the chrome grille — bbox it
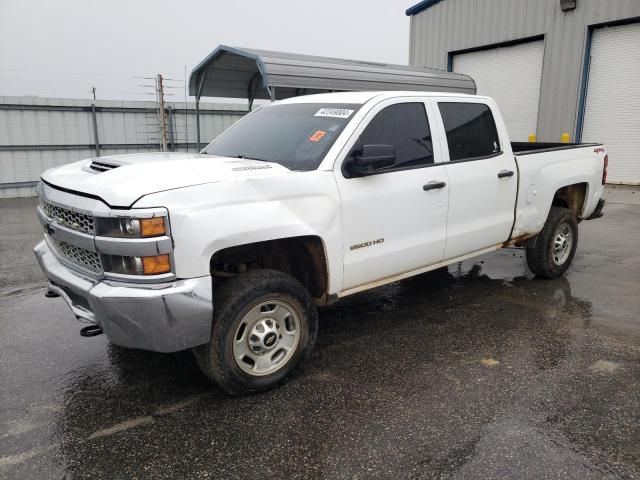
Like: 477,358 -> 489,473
42,201 -> 95,235
53,239 -> 103,273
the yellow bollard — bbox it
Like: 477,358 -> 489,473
528,133 -> 537,143
560,132 -> 571,144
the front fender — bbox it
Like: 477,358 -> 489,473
133,171 -> 343,294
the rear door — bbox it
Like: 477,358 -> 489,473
430,98 -> 517,259
335,98 -> 449,292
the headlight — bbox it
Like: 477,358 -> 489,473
97,216 -> 167,238
97,213 -> 171,277
102,254 -> 172,276
124,218 -> 140,235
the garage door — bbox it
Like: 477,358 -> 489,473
453,40 -> 545,142
581,23 -> 640,184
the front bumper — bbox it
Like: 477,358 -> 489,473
34,240 -> 213,352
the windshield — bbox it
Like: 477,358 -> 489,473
202,103 -> 361,171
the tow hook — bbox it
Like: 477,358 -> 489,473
80,324 -> 103,337
45,290 -> 60,298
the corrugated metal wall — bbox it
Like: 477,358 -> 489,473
0,96 -> 247,198
408,0 -> 640,142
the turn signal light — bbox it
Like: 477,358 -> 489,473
142,254 -> 171,274
140,217 -> 166,237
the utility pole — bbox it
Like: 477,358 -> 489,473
156,74 -> 168,152
91,86 -> 96,100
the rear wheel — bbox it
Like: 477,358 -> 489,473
526,207 -> 578,279
194,269 -> 318,395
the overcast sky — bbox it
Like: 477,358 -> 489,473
0,0 -> 412,102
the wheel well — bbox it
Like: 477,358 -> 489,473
210,236 -> 329,304
552,183 -> 587,220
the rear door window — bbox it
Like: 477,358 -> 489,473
438,103 -> 501,161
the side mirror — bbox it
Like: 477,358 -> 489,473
346,144 -> 396,177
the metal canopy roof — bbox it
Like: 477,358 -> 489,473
188,45 -> 476,105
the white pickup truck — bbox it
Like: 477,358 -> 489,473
34,91 -> 607,394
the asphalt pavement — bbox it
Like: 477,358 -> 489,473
1,186 -> 638,479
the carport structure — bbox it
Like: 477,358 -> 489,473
188,45 -> 476,149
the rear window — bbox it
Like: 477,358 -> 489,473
438,102 -> 501,161
202,103 -> 361,171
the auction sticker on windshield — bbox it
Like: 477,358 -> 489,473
309,130 -> 327,142
314,108 -> 354,119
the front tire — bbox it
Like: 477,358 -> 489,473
526,206 -> 578,279
194,269 -> 318,395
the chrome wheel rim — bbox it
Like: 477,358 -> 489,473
232,299 -> 301,376
552,223 -> 573,266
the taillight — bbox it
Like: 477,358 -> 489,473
602,155 -> 608,185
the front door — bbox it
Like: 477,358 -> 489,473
335,99 -> 449,292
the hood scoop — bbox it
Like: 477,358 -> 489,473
88,160 -> 121,173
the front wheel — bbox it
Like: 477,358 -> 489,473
526,206 -> 578,279
194,269 -> 318,395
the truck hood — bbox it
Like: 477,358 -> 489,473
40,152 -> 291,206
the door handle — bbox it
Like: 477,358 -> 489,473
423,181 -> 446,191
497,170 -> 514,178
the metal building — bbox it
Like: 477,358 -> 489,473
407,0 -> 640,184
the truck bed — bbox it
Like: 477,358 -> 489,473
511,141 -> 606,240
511,142 -> 601,156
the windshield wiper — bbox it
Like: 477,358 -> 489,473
202,151 -> 266,162
235,153 -> 267,162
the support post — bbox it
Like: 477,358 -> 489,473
90,103 -> 100,157
247,73 -> 261,111
195,71 -> 208,152
195,97 -> 200,151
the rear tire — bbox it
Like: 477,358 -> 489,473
194,269 -> 318,395
526,206 -> 578,279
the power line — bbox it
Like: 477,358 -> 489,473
0,67 -> 185,81
0,76 -> 181,88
